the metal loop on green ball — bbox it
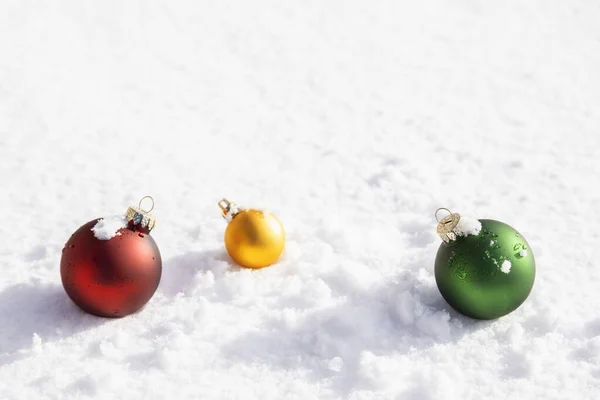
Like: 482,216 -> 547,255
435,208 -> 453,223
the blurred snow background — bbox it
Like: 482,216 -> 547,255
1,0 -> 599,399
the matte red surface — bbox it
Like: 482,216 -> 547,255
60,219 -> 162,318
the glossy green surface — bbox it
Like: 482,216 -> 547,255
435,219 -> 535,320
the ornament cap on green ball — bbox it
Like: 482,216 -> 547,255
435,208 -> 463,243
434,208 -> 535,320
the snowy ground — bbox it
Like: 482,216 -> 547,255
1,1 -> 599,399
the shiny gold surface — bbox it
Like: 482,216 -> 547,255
224,209 -> 285,269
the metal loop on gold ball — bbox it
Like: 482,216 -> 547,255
218,199 -> 231,212
139,196 -> 155,213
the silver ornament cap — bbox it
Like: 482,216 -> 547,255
218,198 -> 242,223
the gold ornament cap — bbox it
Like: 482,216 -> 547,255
218,198 -> 242,222
435,208 -> 461,243
126,196 -> 157,233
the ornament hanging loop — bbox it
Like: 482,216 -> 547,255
218,199 -> 231,213
139,196 -> 155,214
435,207 -> 461,243
218,198 -> 241,222
435,208 -> 453,223
126,196 -> 157,233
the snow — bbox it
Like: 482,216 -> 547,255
501,260 -> 512,274
91,215 -> 128,240
455,215 -> 483,238
1,1 -> 599,399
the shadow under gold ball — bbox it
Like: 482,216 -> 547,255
219,199 -> 285,269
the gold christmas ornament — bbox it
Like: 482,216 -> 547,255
218,199 -> 285,269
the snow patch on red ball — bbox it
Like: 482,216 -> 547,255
91,215 -> 128,240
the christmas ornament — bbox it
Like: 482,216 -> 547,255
218,198 -> 285,269
60,196 -> 162,318
434,208 -> 535,320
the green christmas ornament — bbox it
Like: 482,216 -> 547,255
434,208 -> 535,320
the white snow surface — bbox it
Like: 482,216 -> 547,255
454,215 -> 482,237
501,260 -> 512,274
91,215 -> 128,240
1,1 -> 599,399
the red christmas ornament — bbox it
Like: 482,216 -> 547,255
60,196 -> 162,318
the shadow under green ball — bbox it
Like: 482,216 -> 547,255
435,219 -> 535,320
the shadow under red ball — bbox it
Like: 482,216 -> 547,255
60,219 -> 162,318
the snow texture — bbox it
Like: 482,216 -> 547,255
91,216 -> 128,241
501,260 -> 512,274
454,216 -> 482,238
1,1 -> 600,399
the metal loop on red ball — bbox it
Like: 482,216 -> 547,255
139,196 -> 155,213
